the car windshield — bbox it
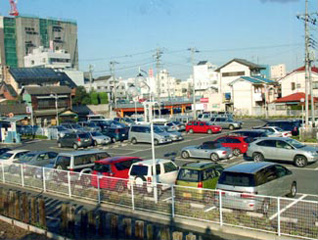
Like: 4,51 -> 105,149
19,153 -> 36,162
71,124 -> 81,129
57,126 -> 67,131
177,169 -> 199,182
274,127 -> 284,132
154,126 -> 164,133
91,132 -> 103,137
218,172 -> 255,187
285,138 -> 305,148
0,152 -> 13,159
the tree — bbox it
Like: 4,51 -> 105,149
90,91 -> 99,105
99,92 -> 108,104
73,86 -> 90,106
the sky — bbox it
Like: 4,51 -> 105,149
0,0 -> 314,80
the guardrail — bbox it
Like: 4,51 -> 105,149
0,162 -> 317,239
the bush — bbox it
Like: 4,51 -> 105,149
99,92 -> 108,104
90,92 -> 99,105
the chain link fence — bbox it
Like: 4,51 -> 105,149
1,162 -> 318,239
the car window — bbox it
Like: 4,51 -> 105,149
115,159 -> 141,171
37,153 -> 48,161
199,122 -> 205,126
151,164 -> 161,175
216,138 -> 226,143
218,172 -> 255,187
94,163 -> 111,173
163,162 -> 178,173
194,122 -> 198,126
74,154 -> 96,166
56,156 -> 71,166
177,169 -> 199,182
130,165 -> 148,176
275,165 -> 288,178
275,140 -> 291,149
256,140 -> 276,147
96,152 -> 110,160
79,133 -> 90,138
187,122 -> 192,126
48,152 -> 58,159
19,153 -> 36,162
15,152 -> 27,158
231,138 -> 241,143
202,168 -> 217,180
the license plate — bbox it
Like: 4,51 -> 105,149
183,192 -> 192,198
122,134 -> 125,136
84,139 -> 89,142
227,192 -> 239,197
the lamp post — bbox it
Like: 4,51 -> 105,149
50,93 -> 59,126
301,98 -> 305,128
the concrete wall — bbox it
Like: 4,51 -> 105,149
232,80 -> 253,115
87,104 -> 110,115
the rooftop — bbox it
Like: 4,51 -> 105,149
274,92 -> 318,103
215,58 -> 266,72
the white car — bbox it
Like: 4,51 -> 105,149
0,149 -> 30,165
127,159 -> 179,194
261,126 -> 291,138
89,132 -> 111,146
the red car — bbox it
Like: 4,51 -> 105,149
91,156 -> 143,191
213,136 -> 248,156
186,121 -> 222,134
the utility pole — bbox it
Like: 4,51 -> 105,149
154,48 -> 163,117
188,47 -> 199,120
88,64 -> 93,92
110,61 -> 119,110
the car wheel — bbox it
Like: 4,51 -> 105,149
229,125 -> 234,130
181,151 -> 190,159
207,129 -> 212,134
188,129 -> 194,134
135,176 -> 146,193
131,138 -> 137,144
287,182 -> 297,198
154,139 -> 159,146
112,138 -> 116,143
253,152 -> 264,162
93,140 -> 98,146
73,144 -> 78,150
233,148 -> 241,156
116,182 -> 125,193
58,142 -> 62,148
261,199 -> 270,215
210,153 -> 219,162
294,155 -> 307,168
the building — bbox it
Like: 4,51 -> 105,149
229,76 -> 276,116
215,58 -> 266,111
271,64 -> 286,80
24,46 -> 71,69
0,15 -> 78,79
278,66 -> 318,97
192,61 -> 219,95
156,69 -> 176,99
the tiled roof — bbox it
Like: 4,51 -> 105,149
278,66 -> 318,82
275,92 -> 318,103
94,75 -> 112,82
24,86 -> 72,95
0,103 -> 28,115
215,58 -> 266,72
230,76 -> 275,86
9,68 -> 61,84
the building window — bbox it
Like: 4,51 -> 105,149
222,71 -> 245,77
31,60 -> 35,65
291,82 -> 295,91
297,83 -> 301,88
313,82 -> 318,89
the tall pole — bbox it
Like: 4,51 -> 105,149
154,48 -> 162,118
305,0 -> 309,127
110,61 -> 119,111
188,47 -> 199,120
88,64 -> 93,92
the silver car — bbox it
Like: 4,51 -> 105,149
160,126 -> 183,141
89,132 -> 111,146
181,142 -> 233,162
246,137 -> 318,167
210,117 -> 242,130
216,162 -> 297,214
129,124 -> 172,145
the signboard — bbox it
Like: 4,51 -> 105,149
26,106 -> 33,114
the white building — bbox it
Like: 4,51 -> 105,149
271,64 -> 286,80
278,66 -> 318,97
24,46 -> 72,69
192,61 -> 219,95
155,69 -> 176,99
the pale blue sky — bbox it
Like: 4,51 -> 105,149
1,0 -> 312,79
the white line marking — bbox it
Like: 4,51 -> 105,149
204,206 -> 216,212
162,197 -> 172,202
269,194 -> 307,220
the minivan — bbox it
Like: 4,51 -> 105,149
57,132 -> 92,150
215,162 -> 297,214
129,125 -> 172,145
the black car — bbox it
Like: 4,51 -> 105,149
264,120 -> 300,136
229,130 -> 269,143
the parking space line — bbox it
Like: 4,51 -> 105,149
269,194 -> 307,220
162,197 -> 172,202
204,206 -> 216,212
288,167 -> 318,171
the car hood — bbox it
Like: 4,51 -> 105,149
298,145 -> 318,152
167,131 -> 182,136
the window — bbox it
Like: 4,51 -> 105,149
56,156 -> 70,167
275,140 -> 290,149
222,71 -> 245,77
74,154 -> 96,166
96,152 -> 110,160
163,162 -> 178,173
256,140 -> 276,147
177,169 -> 199,182
130,165 -> 148,176
218,172 -> 255,187
313,82 -> 318,89
291,82 -> 295,90
297,83 -> 301,89
202,168 -> 217,180
275,165 -> 288,178
151,164 -> 161,175
94,163 -> 111,173
115,159 -> 140,170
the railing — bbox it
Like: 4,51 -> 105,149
0,162 -> 317,240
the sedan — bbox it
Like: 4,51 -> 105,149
14,151 -> 58,167
0,149 -> 29,165
246,137 -> 318,167
89,132 -> 111,146
260,126 -> 291,138
159,126 -> 183,141
181,143 -> 232,162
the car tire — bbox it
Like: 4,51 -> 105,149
210,153 -> 219,162
181,151 -> 190,159
207,129 -> 212,134
294,155 -> 307,168
253,152 -> 264,162
131,138 -> 137,144
134,176 -> 146,193
93,140 -> 98,146
73,144 -> 78,150
233,148 -> 241,156
112,138 -> 116,143
154,139 -> 159,146
58,142 -> 62,148
229,125 -> 234,130
287,182 -> 297,198
188,129 -> 194,134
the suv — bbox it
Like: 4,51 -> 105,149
216,162 -> 297,214
91,156 -> 143,191
246,137 -> 318,167
129,125 -> 172,145
212,135 -> 249,156
57,132 -> 92,150
264,120 -> 300,136
185,121 -> 222,134
176,162 -> 224,200
210,117 -> 242,130
127,159 -> 179,194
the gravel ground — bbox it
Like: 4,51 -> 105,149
0,220 -> 50,240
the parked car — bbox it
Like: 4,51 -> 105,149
259,126 -> 292,138
57,132 -> 93,150
49,125 -> 70,138
87,114 -> 106,121
246,137 -> 318,167
114,117 -> 135,126
93,120 -> 129,142
169,121 -> 186,132
159,126 -> 183,142
212,135 -> 249,156
181,142 -> 232,162
127,159 -> 179,194
264,120 -> 300,136
0,148 -> 11,155
78,121 -> 101,132
88,132 -> 111,146
185,121 -> 222,134
61,123 -> 85,133
91,156 -> 143,191
210,117 -> 242,130
230,130 -> 269,143
176,162 -> 224,200
198,113 -> 213,122
0,149 -> 29,165
216,162 -> 297,214
129,125 -> 172,145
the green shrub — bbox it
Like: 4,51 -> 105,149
99,92 -> 108,104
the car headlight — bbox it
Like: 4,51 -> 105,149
311,151 -> 318,155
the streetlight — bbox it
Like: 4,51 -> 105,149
50,93 -> 59,126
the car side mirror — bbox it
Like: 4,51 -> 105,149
285,145 -> 292,150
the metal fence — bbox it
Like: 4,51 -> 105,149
1,162 -> 318,239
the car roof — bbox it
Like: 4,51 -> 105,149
7,149 -> 29,154
224,162 -> 276,174
132,159 -> 171,166
95,156 -> 141,164
255,136 -> 290,141
182,162 -> 222,170
58,150 -> 108,157
24,151 -> 50,155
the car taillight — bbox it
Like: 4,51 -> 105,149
243,145 -> 247,148
293,127 -> 297,131
222,151 -> 227,154
241,192 -> 256,198
115,129 -> 120,133
197,182 -> 203,188
77,138 -> 81,142
147,177 -> 152,182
